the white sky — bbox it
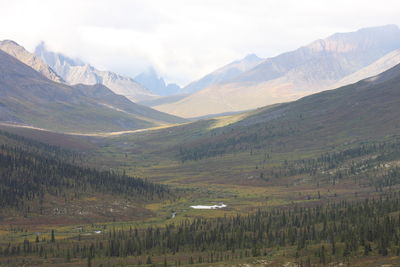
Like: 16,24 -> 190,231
0,0 -> 399,86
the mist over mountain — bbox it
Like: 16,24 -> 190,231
134,67 -> 181,96
155,25 -> 400,118
34,43 -> 158,102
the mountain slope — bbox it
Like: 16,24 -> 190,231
182,53 -> 264,94
0,49 -> 184,132
156,25 -> 400,118
0,40 -> 63,83
333,48 -> 400,88
34,42 -> 158,102
74,83 -> 185,124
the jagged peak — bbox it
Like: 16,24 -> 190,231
243,53 -> 261,61
34,41 -> 84,67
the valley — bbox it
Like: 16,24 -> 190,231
1,61 -> 400,265
0,16 -> 400,266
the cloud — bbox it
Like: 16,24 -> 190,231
0,0 -> 399,85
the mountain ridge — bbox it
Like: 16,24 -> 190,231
155,24 -> 400,118
0,40 -> 64,83
34,42 -> 158,102
182,53 -> 264,94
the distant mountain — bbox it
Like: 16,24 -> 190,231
182,53 -> 264,94
0,40 -> 63,83
156,25 -> 400,118
0,43 -> 185,133
134,67 -> 181,96
34,42 -> 158,102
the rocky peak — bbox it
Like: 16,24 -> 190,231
0,40 -> 64,83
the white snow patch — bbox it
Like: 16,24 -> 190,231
190,203 -> 227,209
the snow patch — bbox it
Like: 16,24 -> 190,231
190,203 -> 227,209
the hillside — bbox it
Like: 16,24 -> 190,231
0,49 -> 184,133
73,84 -> 186,124
176,63 -> 400,161
156,25 -> 400,117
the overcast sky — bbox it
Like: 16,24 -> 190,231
0,0 -> 399,86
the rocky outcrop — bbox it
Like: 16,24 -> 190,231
0,40 -> 63,83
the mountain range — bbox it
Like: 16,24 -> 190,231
1,24 -> 400,132
155,24 -> 400,118
0,42 -> 185,133
35,43 -> 186,100
34,42 -> 159,102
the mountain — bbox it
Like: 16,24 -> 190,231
0,44 -> 185,133
182,53 -> 264,94
174,62 -> 400,161
34,42 -> 158,102
134,67 -> 181,96
155,25 -> 400,118
0,40 -> 63,83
